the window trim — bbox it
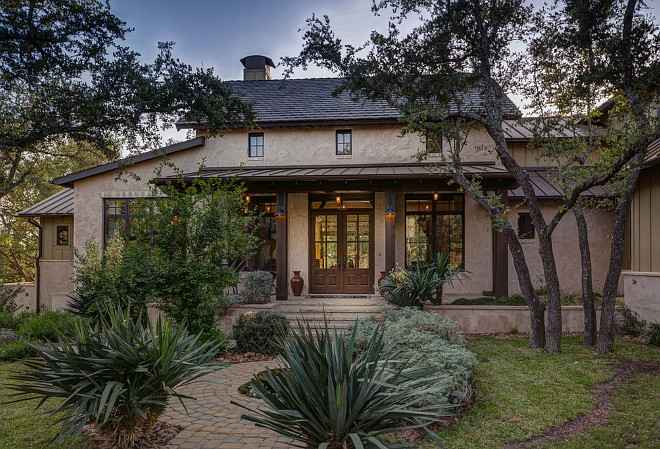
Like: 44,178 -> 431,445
517,212 -> 535,240
404,193 -> 465,268
103,198 -> 147,245
248,132 -> 264,158
56,225 -> 69,246
335,129 -> 352,156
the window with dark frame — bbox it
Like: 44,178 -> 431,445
244,196 -> 277,272
336,130 -> 352,155
104,198 -> 149,244
405,194 -> 464,267
517,213 -> 535,239
426,135 -> 443,154
248,133 -> 264,157
56,226 -> 69,246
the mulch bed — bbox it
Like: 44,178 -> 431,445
502,359 -> 660,449
82,421 -> 183,449
212,349 -> 275,364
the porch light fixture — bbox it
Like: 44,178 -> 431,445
433,192 -> 439,201
385,207 -> 396,216
245,194 -> 251,203
385,190 -> 396,216
335,195 -> 341,204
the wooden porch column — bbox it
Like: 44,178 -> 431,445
492,188 -> 509,298
385,190 -> 396,274
275,190 -> 288,300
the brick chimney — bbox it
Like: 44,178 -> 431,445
240,55 -> 275,80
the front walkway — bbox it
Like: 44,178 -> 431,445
163,361 -> 294,449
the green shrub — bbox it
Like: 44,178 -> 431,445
0,310 -> 15,329
9,307 -> 225,447
616,305 -> 647,336
351,307 -> 477,405
16,310 -> 76,341
232,311 -> 290,355
645,322 -> 660,346
0,339 -> 37,361
239,270 -> 274,304
237,320 -> 449,449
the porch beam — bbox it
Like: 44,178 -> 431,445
385,190 -> 396,274
492,188 -> 509,298
275,190 -> 288,300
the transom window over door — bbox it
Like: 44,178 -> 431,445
405,194 -> 464,267
249,133 -> 264,157
336,130 -> 352,155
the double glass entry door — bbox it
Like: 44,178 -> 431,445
311,212 -> 373,294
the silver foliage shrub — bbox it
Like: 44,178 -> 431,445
238,270 -> 274,304
350,307 -> 477,406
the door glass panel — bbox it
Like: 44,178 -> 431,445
359,242 -> 369,268
314,215 -> 339,269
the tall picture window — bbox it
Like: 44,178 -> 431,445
405,194 -> 464,267
248,132 -> 264,157
336,130 -> 352,155
517,212 -> 535,239
244,196 -> 277,271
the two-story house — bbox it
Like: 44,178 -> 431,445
19,55 -> 618,311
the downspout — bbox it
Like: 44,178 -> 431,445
27,217 -> 42,313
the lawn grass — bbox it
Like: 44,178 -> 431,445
418,335 -> 660,449
0,361 -> 89,449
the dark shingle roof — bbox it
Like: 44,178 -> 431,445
177,78 -> 521,128
18,189 -> 74,216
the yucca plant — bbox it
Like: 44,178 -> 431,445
236,319 -> 450,448
380,263 -> 437,309
429,252 -> 469,305
8,307 -> 225,448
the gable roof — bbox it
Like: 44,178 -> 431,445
177,77 -> 522,128
52,137 -> 206,187
18,188 -> 74,216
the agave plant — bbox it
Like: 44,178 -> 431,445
380,262 -> 437,309
429,252 -> 469,305
8,307 -> 225,448
236,319 -> 450,449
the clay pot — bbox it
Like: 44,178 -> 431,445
290,271 -> 304,296
377,271 -> 387,296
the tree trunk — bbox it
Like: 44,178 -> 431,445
503,225 -> 546,348
538,234 -> 562,353
597,156 -> 642,354
574,205 -> 597,346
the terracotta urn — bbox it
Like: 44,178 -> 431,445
377,271 -> 387,296
290,271 -> 304,296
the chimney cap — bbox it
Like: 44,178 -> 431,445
240,55 -> 276,69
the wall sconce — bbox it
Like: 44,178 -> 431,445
275,192 -> 286,216
335,195 -> 342,204
433,192 -> 439,201
245,194 -> 251,203
385,190 -> 396,216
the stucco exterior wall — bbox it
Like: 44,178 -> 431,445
507,204 -> 616,295
4,283 -> 37,312
623,272 -> 660,323
287,193 -> 309,296
38,260 -> 73,310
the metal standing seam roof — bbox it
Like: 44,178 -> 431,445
502,119 -> 591,140
176,77 -> 522,128
644,137 -> 660,167
17,188 -> 74,216
156,163 -> 513,183
508,170 -> 608,199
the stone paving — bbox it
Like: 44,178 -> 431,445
162,361 -> 294,449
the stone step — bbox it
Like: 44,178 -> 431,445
275,305 -> 384,314
280,312 -> 377,322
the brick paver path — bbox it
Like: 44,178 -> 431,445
163,361 -> 294,449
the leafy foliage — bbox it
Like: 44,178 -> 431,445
8,307 -> 225,448
0,339 -> 37,361
645,322 -> 660,347
615,305 -> 646,337
16,310 -> 76,342
237,319 -> 449,448
232,311 -> 290,355
351,308 -> 477,406
0,283 -> 21,312
237,270 -> 274,304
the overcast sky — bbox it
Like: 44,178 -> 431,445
109,0 -> 659,141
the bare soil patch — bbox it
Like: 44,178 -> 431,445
502,360 -> 660,449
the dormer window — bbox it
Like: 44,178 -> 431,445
336,130 -> 352,155
249,133 -> 264,158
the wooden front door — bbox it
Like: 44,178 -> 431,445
311,211 -> 373,294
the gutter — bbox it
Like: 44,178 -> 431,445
27,217 -> 42,313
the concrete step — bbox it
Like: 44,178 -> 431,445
275,305 -> 384,314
